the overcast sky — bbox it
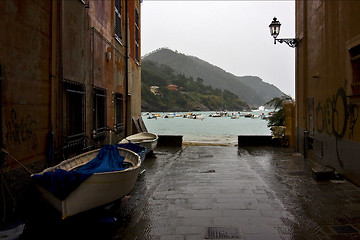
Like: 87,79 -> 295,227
141,0 -> 295,98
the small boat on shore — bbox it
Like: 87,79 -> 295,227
119,132 -> 158,154
117,142 -> 147,163
0,221 -> 25,240
31,145 -> 141,219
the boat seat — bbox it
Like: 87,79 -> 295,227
132,116 -> 148,133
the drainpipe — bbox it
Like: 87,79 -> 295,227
58,0 -> 64,160
48,0 -> 58,167
0,64 -> 3,168
302,0 -> 308,157
295,20 -> 300,153
125,0 -> 129,136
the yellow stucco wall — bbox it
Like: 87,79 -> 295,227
284,102 -> 296,148
296,0 -> 360,185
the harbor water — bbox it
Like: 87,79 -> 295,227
142,109 -> 273,145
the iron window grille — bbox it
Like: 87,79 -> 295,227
92,87 -> 107,138
115,0 -> 122,43
114,92 -> 124,132
135,8 -> 140,63
63,81 -> 86,146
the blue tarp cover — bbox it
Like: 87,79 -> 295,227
117,142 -> 147,162
32,145 -> 126,200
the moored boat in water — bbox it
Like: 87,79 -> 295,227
209,113 -> 222,117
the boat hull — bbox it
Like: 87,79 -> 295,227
33,148 -> 141,219
119,132 -> 158,153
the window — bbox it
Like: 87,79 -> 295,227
114,93 -> 124,132
350,44 -> 360,96
63,81 -> 86,144
135,8 -> 140,63
92,87 -> 107,138
115,0 -> 122,43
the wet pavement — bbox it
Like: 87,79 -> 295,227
21,145 -> 360,239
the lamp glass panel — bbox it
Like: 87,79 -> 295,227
269,18 -> 281,38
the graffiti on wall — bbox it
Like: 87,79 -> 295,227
315,87 -> 359,139
5,108 -> 38,151
348,103 -> 359,139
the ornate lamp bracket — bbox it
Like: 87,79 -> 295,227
275,38 -> 299,48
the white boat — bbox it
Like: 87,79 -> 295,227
117,142 -> 147,163
164,114 -> 175,118
0,222 -> 25,240
191,114 -> 205,119
32,147 -> 141,219
119,132 -> 158,153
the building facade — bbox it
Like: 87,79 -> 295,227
0,0 -> 142,175
296,1 -> 360,185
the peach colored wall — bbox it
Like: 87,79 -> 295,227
0,0 -> 52,170
0,0 -> 142,171
127,0 -> 142,125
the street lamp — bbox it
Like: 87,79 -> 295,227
269,17 -> 299,48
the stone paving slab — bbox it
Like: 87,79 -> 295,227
21,145 -> 360,240
113,145 -> 360,240
114,146 -> 291,239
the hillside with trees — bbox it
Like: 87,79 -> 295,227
143,48 -> 285,108
141,60 -> 250,112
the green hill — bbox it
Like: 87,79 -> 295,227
141,60 -> 250,112
143,48 -> 285,108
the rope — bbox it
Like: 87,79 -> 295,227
0,148 -> 34,175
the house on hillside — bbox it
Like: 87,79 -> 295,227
295,1 -> 360,185
150,86 -> 160,95
167,84 -> 179,91
0,0 -> 142,203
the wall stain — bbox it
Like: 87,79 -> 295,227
5,108 -> 38,151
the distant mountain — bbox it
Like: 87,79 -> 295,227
141,60 -> 250,112
143,48 -> 285,107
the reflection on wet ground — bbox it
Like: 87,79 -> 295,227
241,147 -> 360,239
21,146 -> 360,240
